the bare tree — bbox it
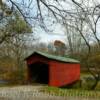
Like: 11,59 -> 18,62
71,0 -> 100,89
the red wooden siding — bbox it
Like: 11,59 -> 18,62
49,61 -> 80,87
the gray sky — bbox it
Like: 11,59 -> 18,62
4,0 -> 100,44
33,22 -> 67,43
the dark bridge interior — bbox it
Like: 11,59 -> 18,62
28,62 -> 49,84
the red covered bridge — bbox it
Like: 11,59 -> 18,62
25,51 -> 80,87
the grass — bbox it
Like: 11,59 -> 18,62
41,86 -> 100,98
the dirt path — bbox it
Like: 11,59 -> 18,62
0,85 -> 67,100
0,86 -> 99,100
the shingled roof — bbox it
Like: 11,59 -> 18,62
25,51 -> 80,63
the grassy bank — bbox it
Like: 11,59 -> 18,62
41,86 -> 100,98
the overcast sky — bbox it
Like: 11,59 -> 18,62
4,0 -> 100,44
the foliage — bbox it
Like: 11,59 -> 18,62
0,56 -> 26,82
6,14 -> 32,34
88,53 -> 100,67
0,8 -> 32,83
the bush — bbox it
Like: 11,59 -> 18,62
81,76 -> 95,90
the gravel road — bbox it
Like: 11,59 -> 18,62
0,85 -> 99,100
0,85 -> 66,100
